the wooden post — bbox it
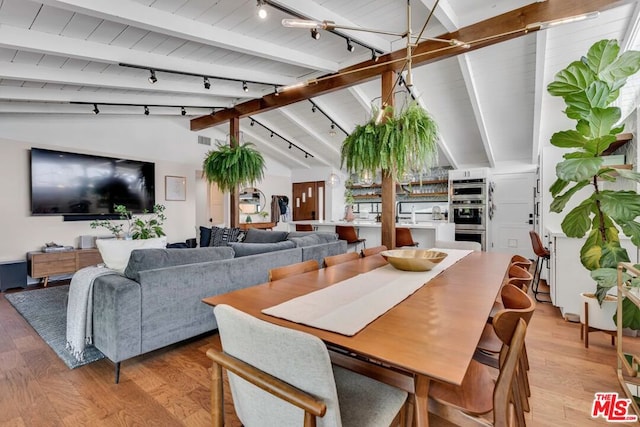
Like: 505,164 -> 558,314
230,117 -> 240,228
380,70 -> 396,249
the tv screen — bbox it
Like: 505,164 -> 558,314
30,148 -> 155,216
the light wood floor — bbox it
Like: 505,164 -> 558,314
1,281 -> 638,426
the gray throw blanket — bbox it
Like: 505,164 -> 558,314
66,266 -> 119,361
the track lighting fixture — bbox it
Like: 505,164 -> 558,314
270,131 -> 274,138
311,105 -> 317,113
211,108 -> 216,116
305,153 -> 309,158
257,0 -> 268,19
288,143 -> 292,149
148,69 -> 157,84
248,116 -> 314,160
144,106 -> 149,115
310,28 -> 320,40
346,38 -> 355,52
181,107 -> 186,116
92,103 -> 99,114
274,85 -> 279,96
329,123 -> 336,137
250,119 -> 255,126
242,81 -> 249,92
371,49 -> 379,62
203,77 -> 210,89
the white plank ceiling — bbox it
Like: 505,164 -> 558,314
0,0 -> 639,170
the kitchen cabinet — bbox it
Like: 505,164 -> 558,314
448,167 -> 489,180
546,227 -> 639,319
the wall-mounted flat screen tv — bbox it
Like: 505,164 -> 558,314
30,147 -> 155,216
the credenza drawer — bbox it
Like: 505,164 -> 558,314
28,249 -> 103,281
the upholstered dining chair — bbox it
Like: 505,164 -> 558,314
208,304 -> 408,427
434,240 -> 482,251
269,259 -> 319,282
296,224 -> 314,232
395,228 -> 418,247
529,230 -> 551,302
510,254 -> 533,272
324,252 -> 360,267
335,225 -> 366,252
428,318 -> 529,427
361,245 -> 388,257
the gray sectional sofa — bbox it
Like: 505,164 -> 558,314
90,230 -> 346,382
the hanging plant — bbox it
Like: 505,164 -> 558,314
202,140 -> 265,193
341,101 -> 439,181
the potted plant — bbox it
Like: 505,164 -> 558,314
548,39 -> 640,330
341,101 -> 439,182
344,186 -> 355,222
90,204 -> 166,239
202,139 -> 265,193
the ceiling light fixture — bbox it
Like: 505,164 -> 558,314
311,105 -> 317,113
257,0 -> 267,19
148,69 -> 157,84
92,103 -> 99,114
371,49 -> 379,62
526,11 -> 600,31
144,105 -> 150,115
310,28 -> 320,40
250,119 -> 255,126
346,38 -> 355,52
181,106 -> 186,116
248,116 -> 314,159
329,123 -> 336,137
203,77 -> 211,89
242,81 -> 249,92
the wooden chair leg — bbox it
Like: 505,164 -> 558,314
211,361 -> 224,427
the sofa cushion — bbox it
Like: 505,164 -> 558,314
124,246 -> 235,281
198,226 -> 213,247
96,237 -> 167,273
286,231 -> 338,244
243,229 -> 288,243
288,234 -> 321,248
210,227 -> 243,246
227,240 -> 295,257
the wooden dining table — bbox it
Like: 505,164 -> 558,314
202,250 -> 513,427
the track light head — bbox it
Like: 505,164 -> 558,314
92,103 -> 99,114
270,131 -> 274,138
310,28 -> 320,40
144,106 -> 149,115
305,153 -> 309,158
257,0 -> 267,19
203,77 -> 210,89
288,143 -> 292,149
148,69 -> 157,84
242,81 -> 249,92
371,49 -> 379,62
250,119 -> 255,126
311,105 -> 317,113
181,106 -> 186,116
346,38 -> 355,52
211,108 -> 216,116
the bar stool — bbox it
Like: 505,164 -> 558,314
395,228 -> 418,247
529,230 -> 551,303
335,225 -> 366,252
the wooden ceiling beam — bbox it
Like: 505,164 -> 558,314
190,0 -> 625,131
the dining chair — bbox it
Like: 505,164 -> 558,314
335,225 -> 366,252
395,228 -> 418,247
269,259 -> 319,282
510,254 -> 532,272
529,230 -> 551,302
428,317 -> 529,427
361,245 -> 388,257
208,304 -> 408,427
476,284 -> 536,413
435,240 -> 482,251
296,224 -> 314,232
506,264 -> 534,293
324,251 -> 360,267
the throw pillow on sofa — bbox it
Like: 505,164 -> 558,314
227,240 -> 295,257
96,237 -> 167,273
198,226 -> 213,247
210,226 -> 243,246
243,229 -> 288,243
288,234 -> 321,248
124,246 -> 235,281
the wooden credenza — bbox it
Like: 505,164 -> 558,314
27,248 -> 103,287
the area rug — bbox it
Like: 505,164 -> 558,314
5,285 -> 105,369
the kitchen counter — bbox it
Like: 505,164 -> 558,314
288,220 -> 455,248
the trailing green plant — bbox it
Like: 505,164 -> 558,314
340,101 -> 439,181
202,140 -> 265,193
548,39 -> 640,328
90,204 -> 166,239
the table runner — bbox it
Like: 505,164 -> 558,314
262,248 -> 472,336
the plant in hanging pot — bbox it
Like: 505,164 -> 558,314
548,39 -> 640,330
202,139 -> 265,193
341,101 -> 439,182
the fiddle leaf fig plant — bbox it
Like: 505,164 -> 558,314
548,39 -> 640,328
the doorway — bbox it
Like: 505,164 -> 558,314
292,181 -> 325,221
